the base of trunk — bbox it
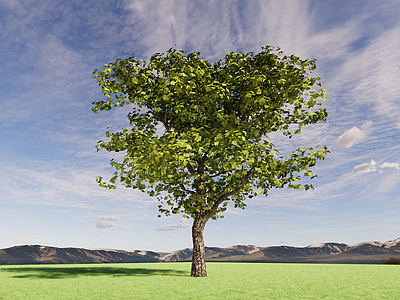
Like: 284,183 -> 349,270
191,216 -> 207,277
191,257 -> 207,277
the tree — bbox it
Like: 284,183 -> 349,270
383,257 -> 400,265
91,46 -> 329,277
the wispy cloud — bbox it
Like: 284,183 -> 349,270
151,219 -> 190,233
327,22 -> 400,122
1,0 -> 400,250
96,215 -> 120,229
396,117 -> 400,130
380,162 -> 399,169
0,155 -> 156,211
122,0 -> 361,62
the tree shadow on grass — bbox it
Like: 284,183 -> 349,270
1,265 -> 189,279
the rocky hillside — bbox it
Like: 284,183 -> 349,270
201,238 -> 400,263
1,238 -> 399,265
0,245 -> 160,265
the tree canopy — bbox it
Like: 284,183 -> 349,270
92,46 -> 329,276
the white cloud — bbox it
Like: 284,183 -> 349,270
336,127 -> 366,148
353,163 -> 373,174
360,120 -> 373,133
396,117 -> 400,130
380,162 -> 399,169
96,215 -> 121,229
336,121 -> 372,148
353,159 -> 376,174
152,219 -> 190,233
38,227 -> 47,230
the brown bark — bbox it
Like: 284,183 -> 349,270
189,143 -> 258,277
191,215 -> 208,277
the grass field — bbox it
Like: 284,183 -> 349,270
0,262 -> 399,299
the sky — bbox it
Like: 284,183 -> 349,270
0,0 -> 399,253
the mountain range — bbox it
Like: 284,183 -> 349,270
1,238 -> 399,265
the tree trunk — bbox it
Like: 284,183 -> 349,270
191,215 -> 208,277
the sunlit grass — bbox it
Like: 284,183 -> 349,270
0,262 -> 399,299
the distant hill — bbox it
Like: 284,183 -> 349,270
1,238 -> 400,265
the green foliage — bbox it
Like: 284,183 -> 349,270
383,257 -> 400,265
92,46 -> 329,220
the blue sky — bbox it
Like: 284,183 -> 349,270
1,0 -> 399,252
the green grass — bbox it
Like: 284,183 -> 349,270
0,262 -> 399,299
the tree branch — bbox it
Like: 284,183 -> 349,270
142,100 -> 171,133
206,167 -> 255,220
186,162 -> 197,175
163,109 -> 168,127
179,183 -> 196,195
142,100 -> 200,178
209,171 -> 228,178
205,148 -> 259,219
